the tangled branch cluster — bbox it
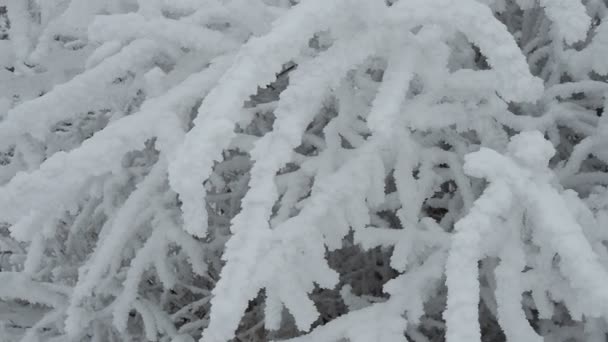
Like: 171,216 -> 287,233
1,1 -> 608,341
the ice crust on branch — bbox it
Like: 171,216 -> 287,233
0,1 -> 608,342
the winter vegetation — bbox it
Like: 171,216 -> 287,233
1,0 -> 608,341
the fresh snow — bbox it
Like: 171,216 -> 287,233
1,1 -> 608,342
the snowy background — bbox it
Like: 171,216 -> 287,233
1,0 -> 608,341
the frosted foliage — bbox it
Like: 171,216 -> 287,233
0,1 -> 608,342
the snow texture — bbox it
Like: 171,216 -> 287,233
0,1 -> 608,342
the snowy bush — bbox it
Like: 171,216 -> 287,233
1,0 -> 608,341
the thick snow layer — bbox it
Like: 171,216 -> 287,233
1,1 -> 608,342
